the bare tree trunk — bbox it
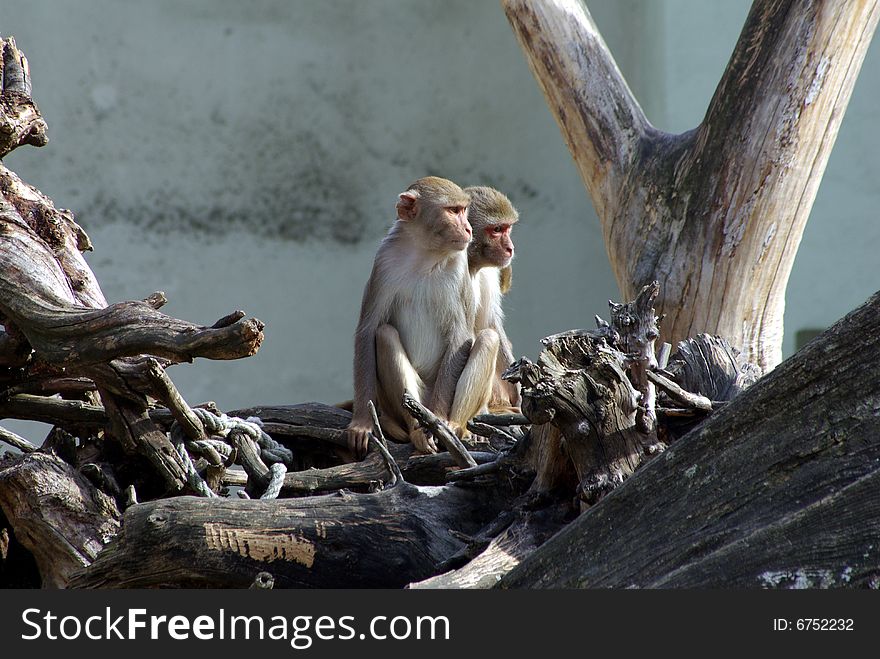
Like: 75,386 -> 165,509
502,0 -> 879,371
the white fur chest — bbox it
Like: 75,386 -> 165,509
388,257 -> 468,381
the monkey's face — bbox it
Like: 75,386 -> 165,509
397,179 -> 472,254
429,203 -> 472,252
470,220 -> 515,269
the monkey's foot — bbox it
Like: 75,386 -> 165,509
448,422 -> 473,441
409,427 -> 438,455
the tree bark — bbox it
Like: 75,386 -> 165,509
502,0 -> 879,370
68,481 -> 514,589
500,288 -> 880,588
0,451 -> 120,588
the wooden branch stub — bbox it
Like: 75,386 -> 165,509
367,400 -> 388,448
659,334 -> 761,441
610,281 -> 660,433
646,369 -> 712,413
101,393 -> 188,492
257,422 -> 347,448
142,291 -> 168,309
666,334 -> 761,402
368,400 -> 402,486
0,393 -> 107,428
144,358 -> 206,442
519,329 -> 662,507
211,310 -> 246,329
446,461 -> 501,483
609,280 -> 660,368
229,431 -> 270,496
0,37 -> 48,157
401,394 -> 478,469
0,425 -> 37,452
473,412 -> 530,427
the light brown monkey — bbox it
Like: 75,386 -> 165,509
464,186 -> 520,412
346,177 -> 500,457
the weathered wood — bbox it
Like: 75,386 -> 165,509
0,393 -> 107,427
659,334 -> 761,441
0,36 -> 267,500
101,394 -> 188,492
409,504 -> 571,589
0,451 -> 120,587
501,289 -> 880,588
646,370 -> 712,412
608,281 -> 660,432
144,358 -> 206,442
666,334 -> 762,402
509,327 -> 662,507
503,0 -> 879,370
69,482 -> 513,589
221,445 -> 498,494
229,403 -> 353,430
1,375 -> 96,400
473,412 -> 530,427
0,37 -> 47,157
0,425 -> 37,453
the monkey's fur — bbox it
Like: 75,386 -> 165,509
464,186 -> 520,412
347,177 -> 502,457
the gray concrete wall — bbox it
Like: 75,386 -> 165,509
2,1 -> 878,428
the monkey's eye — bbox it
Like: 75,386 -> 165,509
447,205 -> 465,215
491,225 -> 506,234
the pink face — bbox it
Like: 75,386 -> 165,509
483,222 -> 514,267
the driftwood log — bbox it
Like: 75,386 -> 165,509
69,481 -> 515,589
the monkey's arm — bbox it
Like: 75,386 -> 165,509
347,323 -> 379,458
347,269 -> 388,458
427,334 -> 473,422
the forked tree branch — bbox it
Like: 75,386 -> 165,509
502,0 -> 879,369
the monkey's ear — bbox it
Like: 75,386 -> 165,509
396,190 -> 420,221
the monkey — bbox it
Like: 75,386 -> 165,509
463,186 -> 520,412
346,176 -> 502,458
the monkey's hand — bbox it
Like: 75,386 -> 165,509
409,428 -> 438,455
448,421 -> 472,440
345,422 -> 373,460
